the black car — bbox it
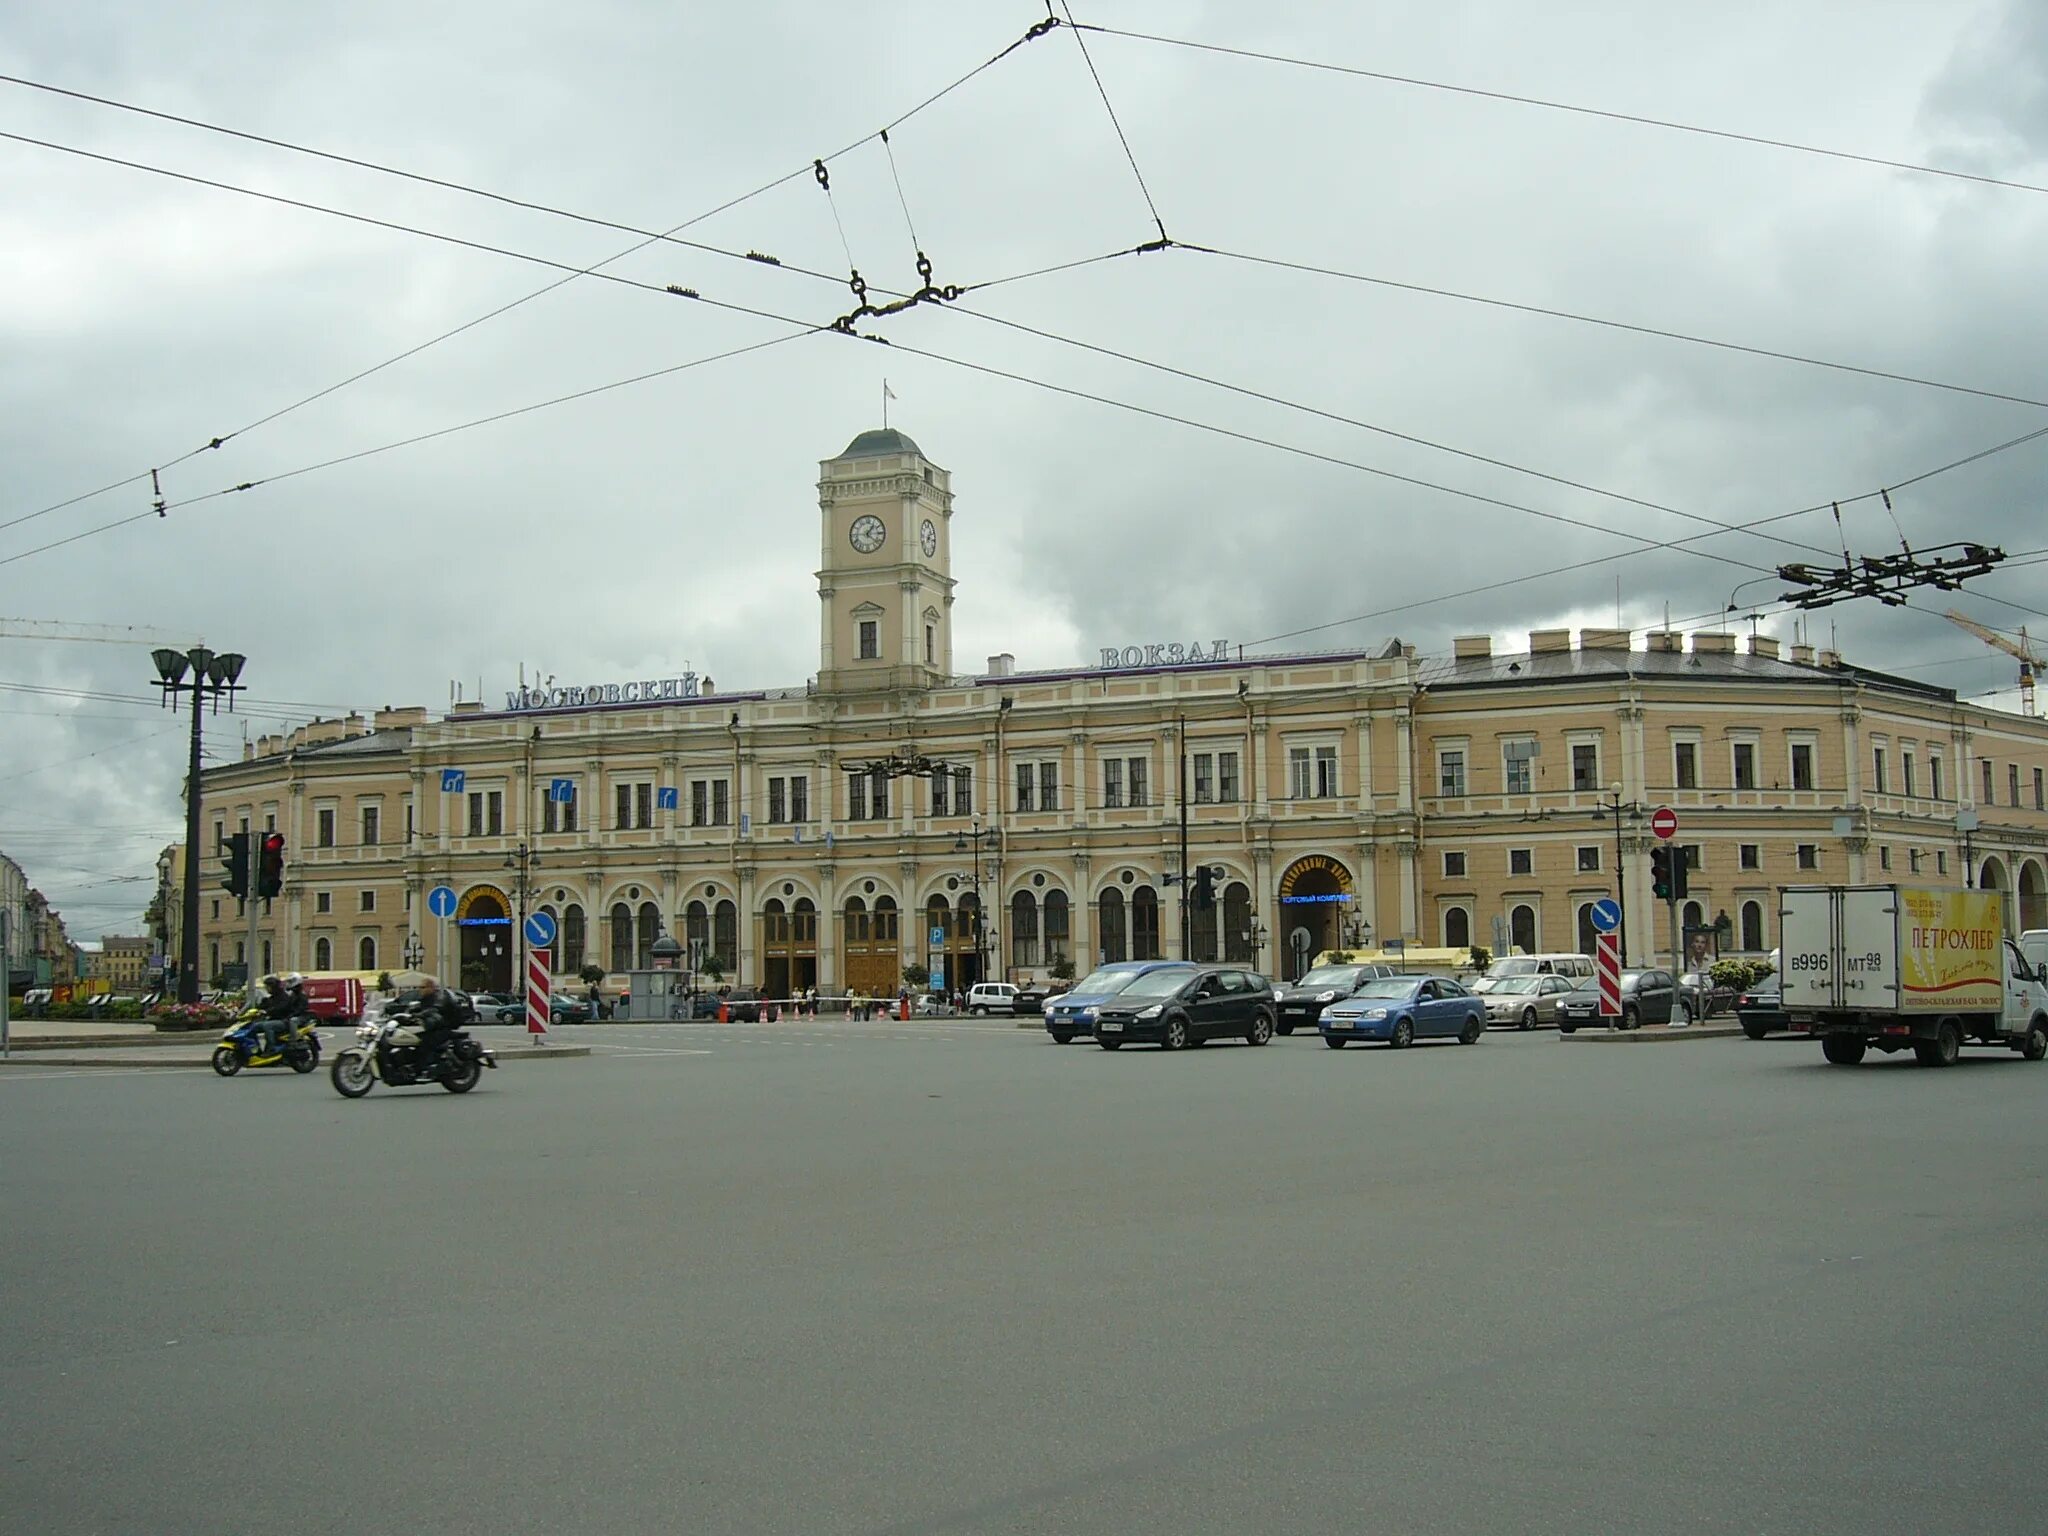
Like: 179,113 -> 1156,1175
1557,969 -> 1678,1032
492,992 -> 591,1025
1735,981 -> 1791,1040
1092,965 -> 1277,1052
1272,962 -> 1402,1035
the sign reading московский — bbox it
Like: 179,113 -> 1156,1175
505,674 -> 700,710
1099,640 -> 1232,669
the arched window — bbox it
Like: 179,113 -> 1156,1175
874,895 -> 898,943
610,902 -> 632,973
1131,884 -> 1161,960
1189,881 -> 1220,963
1510,904 -> 1536,956
764,898 -> 789,944
1443,906 -> 1471,950
1011,891 -> 1039,968
958,892 -> 981,953
714,899 -> 737,970
358,935 -> 377,970
843,895 -> 869,945
636,902 -> 660,970
1577,904 -> 1599,957
1222,881 -> 1252,963
1098,889 -> 1127,963
1682,900 -> 1703,936
685,900 -> 710,963
313,936 -> 331,971
793,898 -> 818,946
1043,890 -> 1070,967
1741,900 -> 1765,951
562,904 -> 586,973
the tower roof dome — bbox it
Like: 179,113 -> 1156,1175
838,427 -> 922,459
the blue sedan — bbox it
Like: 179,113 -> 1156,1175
1320,975 -> 1486,1049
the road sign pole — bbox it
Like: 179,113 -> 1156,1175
526,945 -> 552,1043
2,910 -> 11,1059
1597,931 -> 1622,1024
1650,807 -> 1680,975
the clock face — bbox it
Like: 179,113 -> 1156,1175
849,514 -> 886,554
920,519 -> 938,558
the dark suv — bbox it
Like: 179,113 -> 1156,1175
1092,965 -> 1278,1052
1273,962 -> 1403,1034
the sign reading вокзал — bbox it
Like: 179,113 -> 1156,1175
1099,640 -> 1232,669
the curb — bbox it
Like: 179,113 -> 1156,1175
1558,1024 -> 1746,1044
0,1045 -> 593,1070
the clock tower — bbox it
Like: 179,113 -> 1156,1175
816,427 -> 956,694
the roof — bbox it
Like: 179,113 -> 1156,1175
1420,646 -> 1956,703
838,427 -> 921,459
293,728 -> 414,760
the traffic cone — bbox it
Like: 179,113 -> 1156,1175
899,994 -> 910,1020
717,998 -> 728,1022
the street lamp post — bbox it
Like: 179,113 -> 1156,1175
151,645 -> 245,1004
503,843 -> 540,995
1244,918 -> 1268,972
1594,782 -> 1630,963
403,932 -> 424,970
953,821 -> 995,987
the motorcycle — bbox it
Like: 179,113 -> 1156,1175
211,1007 -> 321,1077
329,1010 -> 496,1098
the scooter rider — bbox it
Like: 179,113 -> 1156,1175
281,972 -> 314,1041
256,974 -> 293,1055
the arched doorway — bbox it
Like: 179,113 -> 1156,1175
1044,891 -> 1071,971
1132,885 -> 1162,960
926,895 -> 980,994
1510,904 -> 1537,955
1443,906 -> 1471,950
2019,858 -> 2047,931
842,894 -> 900,999
1276,854 -> 1355,966
1577,903 -> 1599,957
1097,888 -> 1127,964
1980,856 -> 2011,930
1740,900 -> 1765,952
1222,881 -> 1252,963
457,885 -> 512,992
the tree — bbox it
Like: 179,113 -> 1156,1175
700,953 -> 725,986
376,970 -> 395,994
579,963 -> 606,985
1467,945 -> 1493,973
1049,952 -> 1076,982
461,960 -> 489,990
902,962 -> 931,990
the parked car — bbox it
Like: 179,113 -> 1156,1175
1043,961 -> 1192,1043
1734,981 -> 1792,1040
1480,973 -> 1577,1030
1677,971 -> 1736,1022
467,991 -> 515,1014
1557,969 -> 1678,1032
492,992 -> 591,1025
1090,965 -> 1277,1051
1472,952 -> 1597,993
1011,980 -> 1069,1015
965,982 -> 1018,1016
1272,962 -> 1404,1034
1321,974 -> 1486,1048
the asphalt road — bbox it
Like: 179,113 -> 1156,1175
5,1021 -> 2046,1535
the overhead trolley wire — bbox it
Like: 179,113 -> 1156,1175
1058,2 -> 1169,242
1067,22 -> 2048,200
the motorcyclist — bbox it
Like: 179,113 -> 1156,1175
406,975 -> 464,1065
256,974 -> 292,1054
280,972 -> 314,1042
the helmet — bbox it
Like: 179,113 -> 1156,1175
262,973 -> 282,989
285,972 -> 304,989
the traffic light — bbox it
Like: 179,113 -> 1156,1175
1192,864 -> 1215,910
257,833 -> 286,899
1672,846 -> 1690,900
219,831 -> 251,900
1650,845 -> 1674,900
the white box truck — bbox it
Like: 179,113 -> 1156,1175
1778,884 -> 2048,1067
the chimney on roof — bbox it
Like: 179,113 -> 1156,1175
1452,635 -> 1492,659
1750,636 -> 1781,660
1529,628 -> 1570,653
987,654 -> 1015,677
1818,648 -> 1842,669
1692,632 -> 1738,655
1580,627 -> 1631,651
1789,643 -> 1815,665
1646,631 -> 1682,653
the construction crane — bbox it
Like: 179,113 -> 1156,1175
1943,610 -> 2042,717
0,618 -> 192,646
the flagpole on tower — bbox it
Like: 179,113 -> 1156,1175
883,379 -> 896,428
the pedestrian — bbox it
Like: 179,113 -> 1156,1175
588,979 -> 604,1022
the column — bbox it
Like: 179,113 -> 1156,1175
1397,839 -> 1419,940
736,860 -> 758,985
1070,850 -> 1093,968
1394,710 -> 1414,812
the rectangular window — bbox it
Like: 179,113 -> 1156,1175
770,777 -> 788,822
848,772 -> 868,822
1315,745 -> 1339,798
636,782 -> 652,829
1103,758 -> 1122,810
928,768 -> 947,818
1571,743 -> 1598,792
1872,746 -> 1888,795
791,775 -> 809,822
1930,755 -> 1944,801
712,780 -> 730,826
1982,758 -> 1995,803
360,806 -> 380,845
2036,767 -> 2044,811
404,800 -> 414,842
858,620 -> 879,660
1681,843 -> 1701,871
359,890 -> 375,912
315,891 -> 331,915
1739,843 -> 1761,870
1902,749 -> 1916,798
211,899 -> 220,921
1509,848 -> 1532,876
1193,753 -> 1214,804
1937,850 -> 1949,875
870,770 -> 888,819
1289,746 -> 1311,799
950,769 -> 968,818
317,808 -> 336,848
1733,742 -> 1758,791
691,781 -> 708,827
1017,762 -> 1035,813
489,791 -> 502,835
1503,739 -> 1535,795
2010,763 -> 2021,807
1119,759 -> 1139,809
924,624 -> 935,665
1443,851 -> 1467,878
1042,761 -> 1062,812
1439,749 -> 1467,798
1673,741 -> 1698,790
616,783 -> 633,830
1790,742 -> 1814,791
1910,847 -> 1922,874
1576,845 -> 1601,873
1217,751 -> 1239,803
1797,844 -> 1819,870
1879,845 -> 1892,871
544,790 -> 578,834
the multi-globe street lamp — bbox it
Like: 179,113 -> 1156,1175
150,645 -> 245,1003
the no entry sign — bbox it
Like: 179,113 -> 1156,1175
1651,806 -> 1679,841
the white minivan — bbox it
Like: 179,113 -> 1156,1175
965,982 -> 1019,1016
1474,952 -> 1595,993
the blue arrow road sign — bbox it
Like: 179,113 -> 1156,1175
441,768 -> 465,793
656,786 -> 678,811
427,885 -> 457,919
1590,897 -> 1622,934
524,910 -> 557,947
547,778 -> 575,803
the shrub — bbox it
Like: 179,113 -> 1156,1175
1467,945 -> 1493,973
150,1002 -> 234,1031
579,964 -> 606,985
902,963 -> 931,989
1049,953 -> 1076,982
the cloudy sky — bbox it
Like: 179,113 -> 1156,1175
3,0 -> 2045,938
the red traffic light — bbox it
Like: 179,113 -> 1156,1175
257,833 -> 286,898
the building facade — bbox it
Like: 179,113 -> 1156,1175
194,430 -> 2048,995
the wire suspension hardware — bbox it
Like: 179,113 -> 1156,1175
1777,543 -> 2007,610
150,468 -> 165,518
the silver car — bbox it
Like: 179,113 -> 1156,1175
1480,973 -> 1577,1031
